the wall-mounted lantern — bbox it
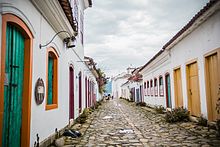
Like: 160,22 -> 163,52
34,78 -> 45,105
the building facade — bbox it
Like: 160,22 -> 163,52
0,0 -> 98,146
139,0 -> 220,121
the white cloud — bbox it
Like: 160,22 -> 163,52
84,0 -> 208,77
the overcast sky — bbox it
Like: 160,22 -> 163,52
84,0 -> 208,77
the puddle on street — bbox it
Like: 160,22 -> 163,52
103,116 -> 113,119
113,101 -> 121,107
119,129 -> 134,134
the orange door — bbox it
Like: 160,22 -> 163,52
205,50 -> 220,121
187,62 -> 201,117
174,68 -> 183,107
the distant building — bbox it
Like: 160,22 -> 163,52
121,67 -> 143,102
112,67 -> 133,98
105,79 -> 112,95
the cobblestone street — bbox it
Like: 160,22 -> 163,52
64,99 -> 220,147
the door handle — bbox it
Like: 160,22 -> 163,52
189,89 -> 192,95
10,83 -> 18,87
10,65 -> 19,68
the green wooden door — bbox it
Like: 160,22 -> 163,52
166,74 -> 172,108
3,24 -> 25,147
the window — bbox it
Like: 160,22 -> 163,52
159,76 -> 164,96
46,48 -> 58,110
150,80 -> 153,96
144,82 -> 146,96
147,81 -> 149,96
154,78 -> 158,96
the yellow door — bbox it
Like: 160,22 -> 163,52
205,50 -> 220,121
174,68 -> 183,107
187,62 -> 201,117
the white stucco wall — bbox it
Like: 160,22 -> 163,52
121,82 -> 130,99
140,8 -> 220,118
141,51 -> 171,108
0,0 -> 92,146
170,10 -> 220,118
112,77 -> 128,98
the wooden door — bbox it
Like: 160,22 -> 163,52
3,24 -> 25,147
205,51 -> 220,121
69,67 -> 74,119
165,74 -> 172,108
174,68 -> 183,107
187,62 -> 201,117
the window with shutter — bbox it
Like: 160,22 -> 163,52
46,48 -> 58,110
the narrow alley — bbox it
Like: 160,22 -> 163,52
1,1 -> 220,147
64,99 -> 220,147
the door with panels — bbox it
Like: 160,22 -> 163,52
174,68 -> 183,108
3,24 -> 25,147
205,49 -> 220,121
186,61 -> 201,117
165,74 -> 172,108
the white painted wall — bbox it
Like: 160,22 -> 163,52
0,0 -> 93,146
170,10 -> 220,118
112,73 -> 129,99
140,8 -> 220,119
141,51 -> 171,108
121,82 -> 130,99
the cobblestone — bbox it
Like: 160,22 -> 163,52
62,99 -> 220,146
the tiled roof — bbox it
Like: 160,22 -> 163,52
162,0 -> 218,50
58,0 -> 78,33
139,0 -> 219,73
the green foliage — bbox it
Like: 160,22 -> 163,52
76,108 -> 92,124
165,107 -> 189,123
155,105 -> 165,114
197,115 -> 208,127
216,98 -> 220,114
216,97 -> 220,135
76,113 -> 87,124
96,68 -> 107,94
136,102 -> 146,107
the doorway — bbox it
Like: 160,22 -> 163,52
69,66 -> 74,120
78,72 -> 82,113
186,61 -> 201,117
205,50 -> 220,121
174,68 -> 183,107
1,14 -> 33,147
165,73 -> 172,108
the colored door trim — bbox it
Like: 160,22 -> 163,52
0,13 -> 33,147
